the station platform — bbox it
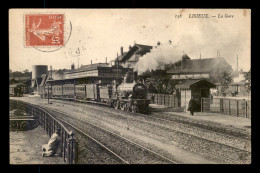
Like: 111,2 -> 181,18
149,104 -> 251,134
10,126 -> 65,164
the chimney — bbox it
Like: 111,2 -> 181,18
91,60 -> 92,64
106,57 -> 107,64
120,47 -> 123,56
71,63 -> 75,70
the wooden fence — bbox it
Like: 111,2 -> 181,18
147,93 -> 179,107
201,98 -> 251,118
10,100 -> 78,164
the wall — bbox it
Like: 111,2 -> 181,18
181,89 -> 191,112
171,73 -> 210,79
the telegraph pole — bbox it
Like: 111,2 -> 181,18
48,85 -> 49,104
117,53 -> 119,84
50,65 -> 52,79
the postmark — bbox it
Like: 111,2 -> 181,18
25,14 -> 64,47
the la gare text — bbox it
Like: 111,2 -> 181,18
189,14 -> 234,18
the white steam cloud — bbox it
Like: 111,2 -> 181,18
135,42 -> 185,74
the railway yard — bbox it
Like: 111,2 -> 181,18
10,95 -> 251,164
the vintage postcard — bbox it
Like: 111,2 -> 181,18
9,9 -> 251,164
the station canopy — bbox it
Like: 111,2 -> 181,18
175,79 -> 216,89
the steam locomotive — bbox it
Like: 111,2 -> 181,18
39,73 -> 150,113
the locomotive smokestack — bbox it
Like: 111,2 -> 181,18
133,72 -> 138,83
124,71 -> 134,83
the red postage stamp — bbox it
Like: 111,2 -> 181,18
25,14 -> 64,47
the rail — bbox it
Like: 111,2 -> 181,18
9,99 -> 78,164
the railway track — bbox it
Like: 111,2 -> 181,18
47,99 -> 251,164
40,105 -> 178,164
14,97 -> 251,163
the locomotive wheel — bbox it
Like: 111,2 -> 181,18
10,123 -> 18,129
113,101 -> 119,109
121,102 -> 127,110
126,105 -> 130,112
20,121 -> 30,130
131,105 -> 137,113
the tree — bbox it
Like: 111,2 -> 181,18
9,79 -> 18,84
244,69 -> 251,93
220,72 -> 233,94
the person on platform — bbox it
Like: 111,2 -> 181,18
151,94 -> 155,104
188,96 -> 197,116
42,128 -> 61,157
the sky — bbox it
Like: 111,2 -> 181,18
9,9 -> 251,72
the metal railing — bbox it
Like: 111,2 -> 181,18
201,98 -> 251,118
147,93 -> 179,107
9,99 -> 78,164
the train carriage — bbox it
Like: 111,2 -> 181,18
40,75 -> 150,113
75,84 -> 86,99
85,84 -> 98,100
52,85 -> 63,97
63,84 -> 75,98
9,84 -> 25,97
99,85 -> 113,102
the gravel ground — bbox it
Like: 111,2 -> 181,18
51,110 -> 176,164
68,127 -> 123,164
11,97 -> 251,164
154,112 -> 251,139
10,126 -> 64,164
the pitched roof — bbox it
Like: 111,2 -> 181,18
121,43 -> 153,62
65,63 -> 110,74
166,57 -> 232,74
175,79 -> 216,89
117,52 -> 128,61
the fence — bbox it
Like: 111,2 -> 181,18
147,93 -> 179,107
9,99 -> 78,164
201,98 -> 251,118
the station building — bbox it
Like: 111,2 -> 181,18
166,55 -> 233,82
47,62 -> 134,85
